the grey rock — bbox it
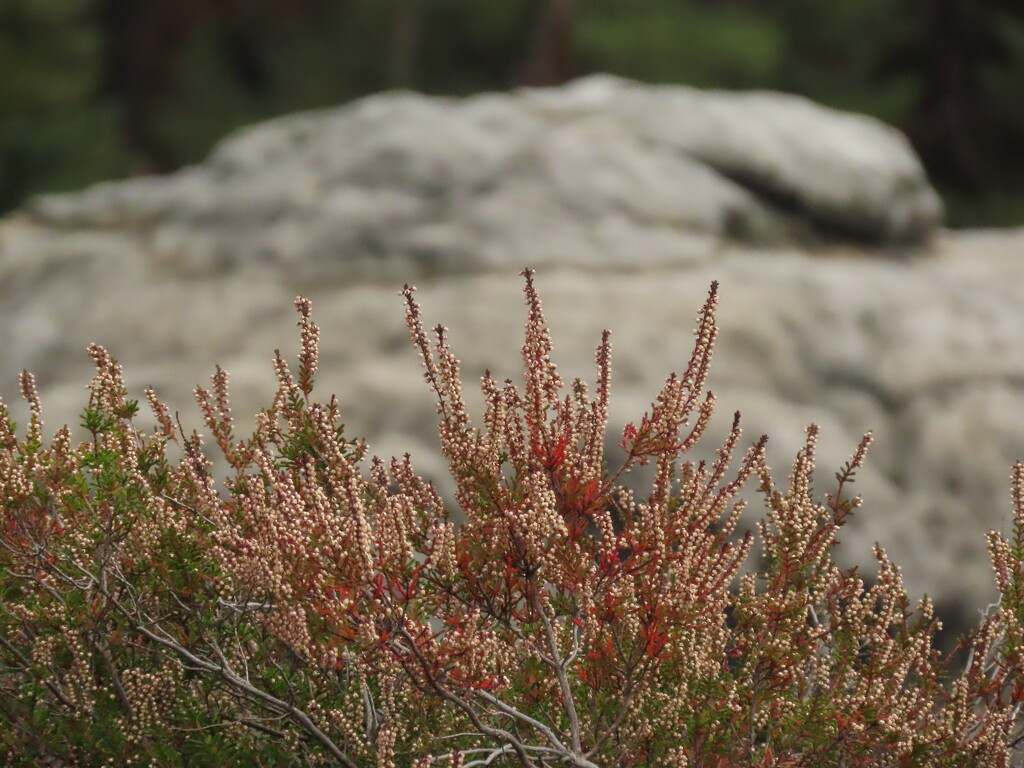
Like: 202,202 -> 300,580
1,76 -> 1017,632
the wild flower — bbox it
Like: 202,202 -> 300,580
0,270 -> 1023,766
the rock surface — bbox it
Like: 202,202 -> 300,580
1,75 -> 1019,630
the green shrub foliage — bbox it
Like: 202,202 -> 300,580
2,271 -> 1024,766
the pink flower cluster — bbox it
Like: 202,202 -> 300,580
1,271 -> 1024,767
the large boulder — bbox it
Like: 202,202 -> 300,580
1,75 -> 1018,633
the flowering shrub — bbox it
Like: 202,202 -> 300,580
2,269 -> 1024,767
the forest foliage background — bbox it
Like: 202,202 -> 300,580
2,0 -> 1023,227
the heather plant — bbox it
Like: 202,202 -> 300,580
2,270 -> 1024,766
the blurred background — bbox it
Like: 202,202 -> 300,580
3,0 -> 1024,228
